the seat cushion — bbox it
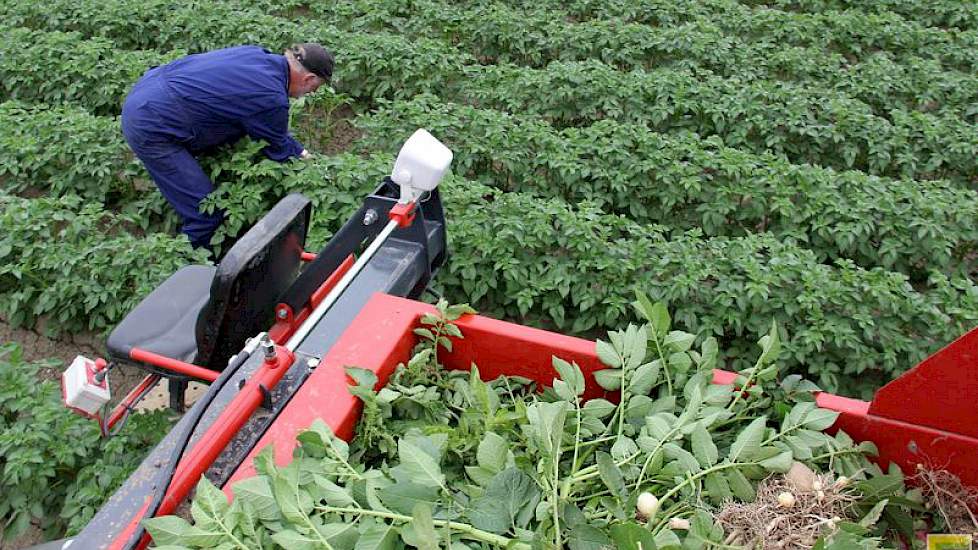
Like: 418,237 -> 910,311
107,265 -> 216,364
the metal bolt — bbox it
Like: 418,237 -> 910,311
262,341 -> 276,360
277,308 -> 288,319
363,209 -> 378,226
307,358 -> 319,369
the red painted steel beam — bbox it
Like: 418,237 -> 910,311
129,348 -> 219,382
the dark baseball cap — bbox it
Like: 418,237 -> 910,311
290,43 -> 334,82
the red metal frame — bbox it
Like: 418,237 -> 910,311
300,251 -> 317,262
226,293 -> 978,493
129,348 -> 219,382
268,254 -> 355,344
388,201 -> 416,227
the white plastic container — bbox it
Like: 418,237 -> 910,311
62,355 -> 110,416
391,128 -> 453,202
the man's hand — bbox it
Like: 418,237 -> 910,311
300,149 -> 312,160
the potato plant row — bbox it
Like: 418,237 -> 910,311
0,23 -> 471,112
458,61 -> 978,184
746,0 -> 978,32
194,148 -> 978,395
488,0 -> 978,72
0,27 -> 177,116
304,0 -> 978,118
0,193 -> 207,335
0,102 -> 143,204
7,0 -> 976,125
9,96 -> 977,284
6,24 -> 977,186
354,96 -> 978,279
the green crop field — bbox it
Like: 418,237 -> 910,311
1,0 -> 977,546
2,0 -> 978,396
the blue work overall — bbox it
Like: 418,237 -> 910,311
121,46 -> 305,248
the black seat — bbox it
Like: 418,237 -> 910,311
107,193 -> 312,373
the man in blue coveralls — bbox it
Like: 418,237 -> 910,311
121,43 -> 334,250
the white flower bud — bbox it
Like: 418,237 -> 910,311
777,492 -> 796,509
636,492 -> 660,518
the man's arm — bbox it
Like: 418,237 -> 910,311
241,106 -> 305,162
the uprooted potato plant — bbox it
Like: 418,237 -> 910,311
146,295 -> 960,549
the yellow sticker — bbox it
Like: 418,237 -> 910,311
927,534 -> 973,550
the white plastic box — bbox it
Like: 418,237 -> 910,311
391,128 -> 453,202
62,355 -> 110,416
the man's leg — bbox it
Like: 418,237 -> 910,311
129,141 -> 224,249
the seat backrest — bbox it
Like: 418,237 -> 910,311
194,193 -> 312,370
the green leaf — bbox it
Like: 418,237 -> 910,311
346,366 -> 378,389
727,417 -> 766,462
691,424 -> 718,467
378,482 -> 439,515
803,408 -> 839,431
582,398 -> 615,419
355,522 -> 398,550
391,435 -> 445,489
859,498 -> 889,528
596,451 -> 626,499
272,529 -> 321,550
596,339 -> 622,368
400,503 -> 439,550
593,368 -> 622,391
467,468 -> 540,534
629,363 -> 659,396
609,522 -> 659,550
142,516 -> 224,547
704,471 -> 733,502
477,431 -> 509,473
663,331 -> 695,352
525,401 -> 568,459
758,320 -> 780,365
663,443 -> 701,473
759,450 -> 793,473
726,468 -> 756,501
231,476 -> 280,521
567,523 -> 612,550
553,356 -> 585,396
314,475 -> 356,507
191,476 -> 231,530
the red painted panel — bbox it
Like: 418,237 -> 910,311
869,326 -> 978,439
225,293 -> 420,491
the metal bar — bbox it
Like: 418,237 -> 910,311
106,374 -> 161,430
300,251 -> 316,262
130,348 -> 219,382
285,219 -> 399,352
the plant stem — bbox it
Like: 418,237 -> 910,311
315,505 -> 529,549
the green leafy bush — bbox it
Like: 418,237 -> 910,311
0,193 -> 209,335
0,343 -> 170,542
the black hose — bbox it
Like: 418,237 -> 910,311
119,348 -> 254,549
